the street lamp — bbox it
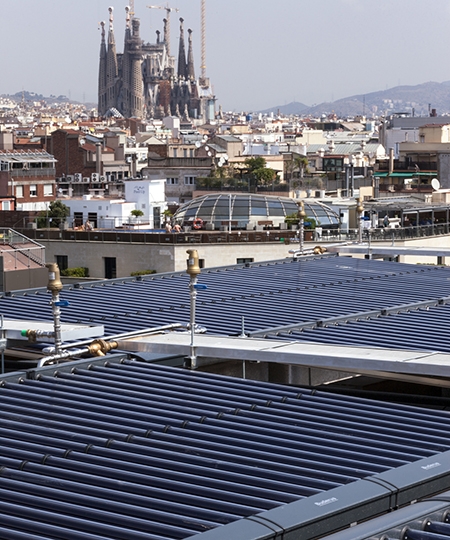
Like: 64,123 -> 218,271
297,200 -> 307,254
357,197 -> 364,243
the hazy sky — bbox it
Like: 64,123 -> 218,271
2,0 -> 450,112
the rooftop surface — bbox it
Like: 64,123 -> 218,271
2,359 -> 450,539
1,255 -> 450,538
1,255 -> 450,354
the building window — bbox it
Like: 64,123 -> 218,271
104,257 -> 117,279
73,212 -> 83,228
43,184 -> 53,196
15,185 -> 23,198
237,258 -> 254,265
2,201 -> 10,211
87,212 -> 97,228
29,184 -> 37,197
190,149 -> 194,158
183,149 -> 187,158
184,176 -> 196,185
55,255 -> 68,271
167,178 -> 178,185
173,149 -> 178,158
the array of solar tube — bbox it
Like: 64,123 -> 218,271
2,257 -> 450,347
1,363 -> 450,538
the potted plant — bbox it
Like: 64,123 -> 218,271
130,209 -> 144,224
304,216 -> 318,241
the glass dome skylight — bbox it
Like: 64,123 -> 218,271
174,194 -> 340,229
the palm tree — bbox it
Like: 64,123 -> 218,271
294,156 -> 309,179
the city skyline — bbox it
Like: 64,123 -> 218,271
1,0 -> 450,113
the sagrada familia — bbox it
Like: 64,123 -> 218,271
97,6 -> 215,122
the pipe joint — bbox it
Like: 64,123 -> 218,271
88,339 -> 118,357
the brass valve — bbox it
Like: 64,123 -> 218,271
88,339 -> 118,356
356,198 -> 364,215
297,201 -> 307,220
186,249 -> 201,276
46,263 -> 63,292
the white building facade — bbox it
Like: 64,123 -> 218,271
60,178 -> 167,229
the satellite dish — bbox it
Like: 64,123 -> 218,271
195,141 -> 201,148
204,146 -> 209,151
431,178 -> 441,191
207,151 -> 212,157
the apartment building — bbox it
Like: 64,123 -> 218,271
0,149 -> 56,211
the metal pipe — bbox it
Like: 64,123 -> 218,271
297,201 -> 307,255
46,263 -> 63,355
356,198 -> 364,244
239,316 -> 246,338
38,338 -> 121,367
189,275 -> 198,367
0,315 -> 4,375
289,241 -> 356,258
186,249 -> 201,369
41,323 -> 184,355
37,347 -> 91,368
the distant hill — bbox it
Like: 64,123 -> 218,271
258,101 -> 309,116
260,81 -> 450,118
1,91 -> 75,104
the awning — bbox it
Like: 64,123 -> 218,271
374,172 -> 436,177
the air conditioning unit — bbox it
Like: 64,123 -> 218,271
100,176 -> 106,183
74,173 -> 82,182
91,173 -> 99,182
83,177 -> 90,183
66,175 -> 74,182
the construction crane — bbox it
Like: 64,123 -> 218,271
199,0 -> 207,86
147,4 -> 179,57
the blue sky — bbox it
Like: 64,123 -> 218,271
1,0 -> 450,112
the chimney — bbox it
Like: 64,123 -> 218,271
389,148 -> 394,174
96,142 -> 102,175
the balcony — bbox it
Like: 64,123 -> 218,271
147,157 -> 213,168
11,168 -> 56,178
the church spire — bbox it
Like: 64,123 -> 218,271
129,18 -> 144,117
105,7 -> 119,110
187,28 -> 195,81
177,18 -> 187,80
98,20 -> 107,115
